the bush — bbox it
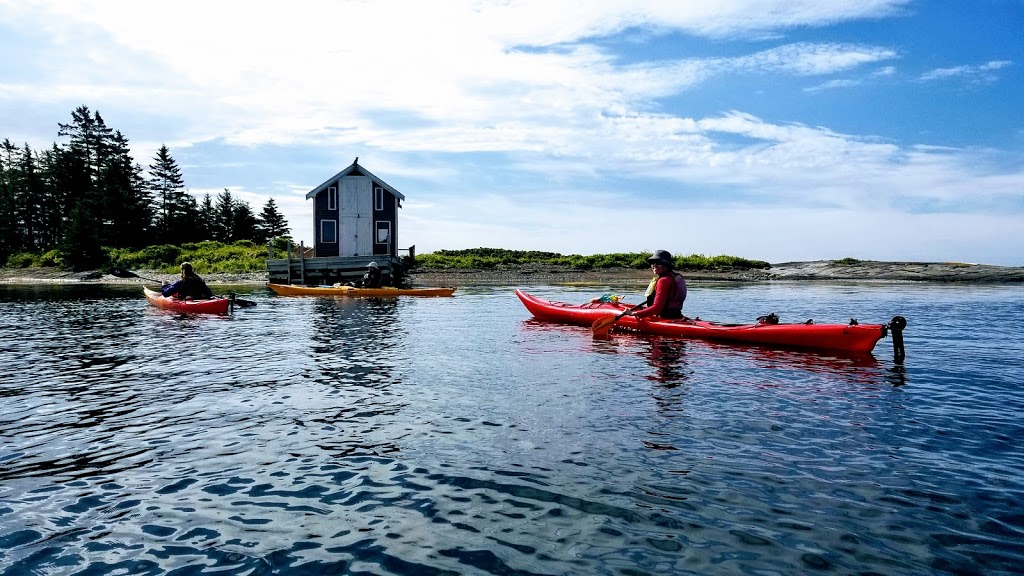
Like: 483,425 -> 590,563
105,241 -> 269,274
832,257 -> 862,266
37,249 -> 64,268
5,252 -> 37,268
412,248 -> 771,271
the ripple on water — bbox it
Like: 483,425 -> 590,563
2,284 -> 1024,574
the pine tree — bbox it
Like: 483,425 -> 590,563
212,189 -> 234,242
232,201 -> 259,242
198,193 -> 215,240
57,105 -> 113,185
56,106 -> 115,268
101,131 -> 152,248
148,144 -> 191,243
257,197 -> 290,242
16,143 -> 46,253
38,144 -> 78,251
0,139 -> 19,264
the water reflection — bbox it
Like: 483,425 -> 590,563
3,284 -> 1020,575
641,338 -> 690,386
521,317 -> 903,390
300,297 -> 408,458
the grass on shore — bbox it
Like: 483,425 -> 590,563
3,240 -> 289,274
3,244 -> 771,273
413,248 -> 771,271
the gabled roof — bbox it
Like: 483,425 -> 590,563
305,158 -> 406,201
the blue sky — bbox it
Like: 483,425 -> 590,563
2,0 -> 1022,265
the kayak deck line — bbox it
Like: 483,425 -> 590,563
516,289 -> 906,358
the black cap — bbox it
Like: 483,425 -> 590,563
646,250 -> 674,266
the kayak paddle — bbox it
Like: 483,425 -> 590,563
109,268 -> 257,308
109,267 -> 163,283
592,302 -> 645,338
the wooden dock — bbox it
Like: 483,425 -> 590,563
266,242 -> 413,286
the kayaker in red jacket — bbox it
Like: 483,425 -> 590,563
631,250 -> 686,320
162,262 -> 214,300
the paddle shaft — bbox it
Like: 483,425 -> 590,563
610,302 -> 646,323
593,301 -> 646,335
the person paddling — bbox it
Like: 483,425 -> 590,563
629,250 -> 687,321
162,262 -> 213,300
361,262 -> 383,288
346,261 -> 384,288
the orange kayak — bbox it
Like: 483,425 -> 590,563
143,287 -> 230,314
516,289 -> 900,354
267,283 -> 456,297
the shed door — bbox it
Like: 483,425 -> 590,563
339,177 -> 372,256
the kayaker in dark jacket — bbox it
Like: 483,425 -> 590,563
360,262 -> 383,288
162,262 -> 213,300
631,250 -> 686,320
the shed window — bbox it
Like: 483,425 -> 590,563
375,221 -> 390,245
375,186 -> 384,211
327,186 -> 337,210
321,219 -> 337,243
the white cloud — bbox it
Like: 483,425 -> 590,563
400,195 -> 1024,265
804,78 -> 862,93
736,43 -> 897,75
919,60 -> 1013,82
1,0 -> 1021,264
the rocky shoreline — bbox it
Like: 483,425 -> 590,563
1,260 -> 1022,286
407,261 -> 1024,285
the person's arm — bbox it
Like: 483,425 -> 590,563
200,282 -> 213,299
161,280 -> 181,297
633,276 -> 674,319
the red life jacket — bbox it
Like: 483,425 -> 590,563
645,272 -> 687,318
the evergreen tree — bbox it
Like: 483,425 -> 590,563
213,188 -> 235,242
232,201 -> 259,242
101,131 -> 152,248
148,144 -> 195,243
257,197 -> 290,242
0,139 -> 18,264
198,193 -> 215,241
57,105 -> 113,185
210,188 -> 264,242
56,106 -> 115,268
3,106 -> 156,266
62,200 -> 106,270
176,191 -> 202,241
37,144 -> 78,251
16,143 -> 46,253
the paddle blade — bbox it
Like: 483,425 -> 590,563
227,293 -> 258,308
591,315 -> 619,337
108,267 -> 138,279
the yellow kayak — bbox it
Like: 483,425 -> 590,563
267,283 -> 456,297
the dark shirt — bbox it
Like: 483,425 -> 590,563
361,268 -> 383,288
162,276 -> 213,299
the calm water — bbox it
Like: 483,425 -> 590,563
1,281 -> 1022,575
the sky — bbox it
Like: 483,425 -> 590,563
1,0 -> 1022,265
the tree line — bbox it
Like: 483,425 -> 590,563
0,105 -> 291,270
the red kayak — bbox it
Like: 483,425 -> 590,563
143,287 -> 230,315
516,289 -> 903,354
